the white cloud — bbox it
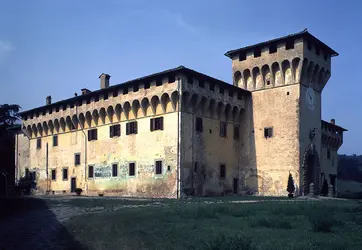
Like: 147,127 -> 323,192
0,40 -> 15,54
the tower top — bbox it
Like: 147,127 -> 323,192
224,29 -> 338,59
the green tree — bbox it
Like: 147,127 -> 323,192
0,104 -> 21,128
321,179 -> 328,196
287,173 -> 295,194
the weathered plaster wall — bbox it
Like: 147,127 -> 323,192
15,132 -> 30,182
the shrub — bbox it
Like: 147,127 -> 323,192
204,232 -> 254,250
249,215 -> 292,229
287,173 -> 295,194
75,188 -> 82,196
321,179 -> 328,196
307,210 -> 337,232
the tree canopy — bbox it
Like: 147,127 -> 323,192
0,104 -> 21,128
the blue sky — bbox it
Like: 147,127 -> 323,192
0,0 -> 361,154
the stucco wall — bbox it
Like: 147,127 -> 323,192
15,133 -> 30,182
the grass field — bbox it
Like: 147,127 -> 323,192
60,198 -> 362,250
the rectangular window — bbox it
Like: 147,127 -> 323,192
264,127 -> 273,138
74,153 -> 81,166
112,164 -> 118,177
220,122 -> 227,138
129,162 -> 135,176
269,44 -> 277,54
156,79 -> 162,86
56,107 -> 59,112
51,169 -> 56,180
88,129 -> 98,141
88,165 -> 94,178
133,85 -> 139,92
168,75 -> 175,83
187,75 -> 193,84
327,149 -> 331,159
254,48 -> 261,57
220,164 -> 226,179
144,82 -> 150,89
234,125 -> 240,140
126,121 -> 138,135
36,138 -> 41,149
196,117 -> 203,132
285,40 -> 294,50
113,89 -> 118,97
103,93 -> 108,100
94,96 -> 99,102
150,117 -> 164,131
238,52 -> 246,61
209,83 -> 215,91
63,168 -> 68,181
199,80 -> 204,88
110,124 -> 121,138
155,160 -> 162,175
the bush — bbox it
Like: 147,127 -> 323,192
75,188 -> 83,196
321,179 -> 328,196
287,173 -> 295,194
204,232 -> 254,250
249,215 -> 292,229
307,210 -> 337,232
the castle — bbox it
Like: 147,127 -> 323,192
15,30 -> 346,197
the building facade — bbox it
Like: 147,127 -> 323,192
16,30 -> 346,198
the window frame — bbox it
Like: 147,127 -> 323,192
233,125 -> 240,140
53,135 -> 58,147
62,168 -> 68,181
126,121 -> 138,135
220,122 -> 227,138
88,165 -> 94,179
36,138 -> 41,149
112,163 -> 118,177
129,162 -> 136,177
264,127 -> 273,138
88,128 -> 98,141
150,117 -> 164,131
51,169 -> 56,181
196,117 -> 203,132
110,124 -> 121,138
219,164 -> 226,180
155,160 -> 163,175
74,153 -> 81,166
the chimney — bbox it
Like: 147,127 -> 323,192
99,73 -> 110,89
46,95 -> 52,105
81,88 -> 91,95
330,119 -> 335,125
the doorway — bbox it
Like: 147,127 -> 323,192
233,178 -> 239,194
71,177 -> 76,193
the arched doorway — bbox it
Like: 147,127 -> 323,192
301,144 -> 321,195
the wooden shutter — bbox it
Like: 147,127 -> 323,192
150,118 -> 154,131
126,123 -> 130,135
110,126 -> 114,138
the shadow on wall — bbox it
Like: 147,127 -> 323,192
0,197 -> 85,250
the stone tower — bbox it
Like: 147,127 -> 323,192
225,30 -> 338,195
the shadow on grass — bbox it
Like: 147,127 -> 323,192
0,197 -> 85,250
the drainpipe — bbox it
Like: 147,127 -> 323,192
176,77 -> 182,199
76,104 -> 87,191
46,142 -> 49,193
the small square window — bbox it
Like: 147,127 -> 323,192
133,85 -> 139,92
199,80 -> 204,88
285,40 -> 294,50
144,82 -> 150,89
110,124 -> 121,138
51,169 -> 56,180
88,129 -> 98,141
156,79 -> 162,86
36,138 -> 41,149
126,121 -> 138,135
56,107 -> 59,112
169,75 -> 175,83
113,90 -> 118,97
233,126 -> 240,140
103,93 -> 108,100
187,75 -> 193,84
196,117 -> 203,132
269,44 -> 277,54
112,164 -> 118,177
88,165 -> 94,178
53,135 -> 58,147
94,96 -> 99,102
220,164 -> 226,179
220,122 -> 227,138
129,162 -> 135,176
239,52 -> 246,61
254,48 -> 261,58
70,103 -> 74,109
264,127 -> 273,138
63,168 -> 68,181
86,99 -> 91,105
209,83 -> 215,91
219,88 -> 224,94
150,117 -> 163,131
155,160 -> 162,175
